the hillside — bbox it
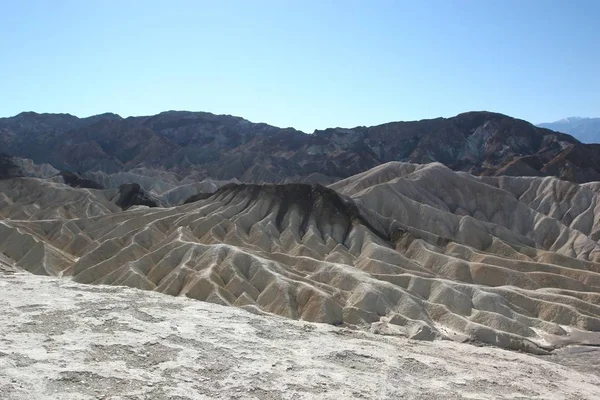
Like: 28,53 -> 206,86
3,110 -> 600,184
1,162 -> 599,354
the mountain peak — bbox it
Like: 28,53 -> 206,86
538,117 -> 600,144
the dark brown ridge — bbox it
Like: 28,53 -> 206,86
185,183 -> 390,243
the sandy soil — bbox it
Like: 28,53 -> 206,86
1,269 -> 599,399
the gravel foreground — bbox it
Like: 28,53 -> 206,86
1,270 -> 599,400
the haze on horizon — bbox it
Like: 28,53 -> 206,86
1,0 -> 598,132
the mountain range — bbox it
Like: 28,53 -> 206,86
2,110 -> 600,187
538,117 -> 600,144
1,107 -> 600,370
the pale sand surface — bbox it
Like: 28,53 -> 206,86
1,270 -> 599,400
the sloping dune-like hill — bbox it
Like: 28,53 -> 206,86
1,162 -> 600,354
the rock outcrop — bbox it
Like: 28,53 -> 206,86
60,171 -> 105,189
0,153 -> 23,180
111,183 -> 161,210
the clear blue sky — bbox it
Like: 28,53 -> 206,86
1,0 -> 598,132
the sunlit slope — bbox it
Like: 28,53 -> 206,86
1,163 -> 599,353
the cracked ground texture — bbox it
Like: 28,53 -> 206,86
1,270 -> 599,399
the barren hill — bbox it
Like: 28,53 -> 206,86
1,162 -> 599,354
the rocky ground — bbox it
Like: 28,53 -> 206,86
1,267 -> 599,399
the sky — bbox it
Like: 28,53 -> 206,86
1,0 -> 599,132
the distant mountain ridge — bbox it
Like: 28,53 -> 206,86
538,117 -> 600,144
2,110 -> 600,183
